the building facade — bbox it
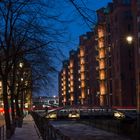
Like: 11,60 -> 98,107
59,0 -> 138,109
110,0 -> 136,107
59,61 -> 69,106
68,50 -> 79,106
132,0 -> 140,112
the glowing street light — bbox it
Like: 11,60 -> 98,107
21,78 -> 24,81
19,62 -> 24,68
126,35 -> 133,44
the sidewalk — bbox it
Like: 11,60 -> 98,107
10,115 -> 42,140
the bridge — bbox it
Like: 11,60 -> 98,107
32,109 -> 139,140
42,106 -> 137,121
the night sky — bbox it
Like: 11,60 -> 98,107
60,0 -> 113,58
37,0 -> 112,97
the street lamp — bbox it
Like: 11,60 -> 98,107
126,35 -> 133,44
19,62 -> 24,68
21,78 -> 24,82
126,35 -> 140,139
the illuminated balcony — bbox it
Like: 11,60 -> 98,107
80,58 -> 85,65
81,81 -> 85,88
70,69 -> 73,74
99,61 -> 105,69
98,28 -> 104,38
80,66 -> 85,72
99,72 -> 106,80
80,49 -> 85,57
81,74 -> 85,80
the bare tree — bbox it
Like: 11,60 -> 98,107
0,0 -> 68,138
68,0 -> 97,29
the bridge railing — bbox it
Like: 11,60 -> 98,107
0,125 -> 5,140
31,112 -> 70,140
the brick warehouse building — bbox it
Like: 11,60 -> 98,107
68,50 -> 79,106
58,60 -> 69,106
110,0 -> 136,107
78,32 -> 98,106
59,32 -> 98,107
59,0 -> 138,109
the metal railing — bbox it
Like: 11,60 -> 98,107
0,125 -> 5,140
31,112 -> 70,140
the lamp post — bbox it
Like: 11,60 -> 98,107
126,35 -> 140,139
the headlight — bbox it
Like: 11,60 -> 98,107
68,113 -> 80,118
114,111 -> 125,119
46,113 -> 57,119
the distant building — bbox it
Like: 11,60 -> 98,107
58,60 -> 69,106
32,96 -> 59,110
78,32 -> 99,106
59,32 -> 99,107
68,50 -> 79,106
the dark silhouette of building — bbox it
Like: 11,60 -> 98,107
132,0 -> 140,112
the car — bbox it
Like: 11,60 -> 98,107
68,110 -> 80,119
46,112 -> 57,119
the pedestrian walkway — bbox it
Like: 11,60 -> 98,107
10,115 -> 42,140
